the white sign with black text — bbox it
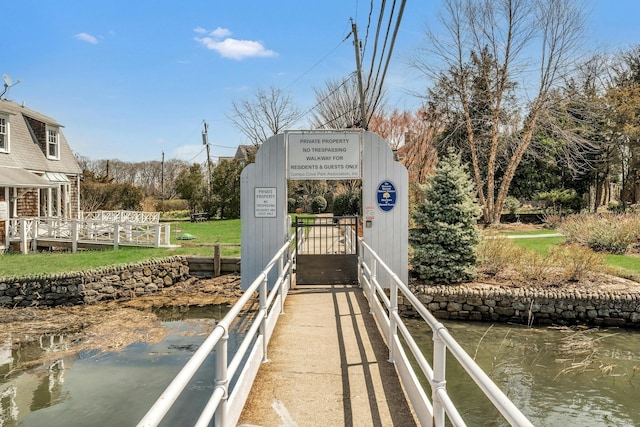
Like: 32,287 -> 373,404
254,187 -> 277,218
287,132 -> 361,180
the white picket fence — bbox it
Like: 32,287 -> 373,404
7,216 -> 171,253
80,210 -> 161,224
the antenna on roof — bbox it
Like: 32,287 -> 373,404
1,74 -> 21,99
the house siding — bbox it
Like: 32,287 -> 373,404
24,116 -> 47,155
17,188 -> 38,217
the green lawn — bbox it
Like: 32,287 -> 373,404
511,236 -> 565,256
510,234 -> 640,274
503,229 -> 559,236
0,219 -> 242,278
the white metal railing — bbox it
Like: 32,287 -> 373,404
138,237 -> 294,427
80,210 -> 161,224
357,233 -> 533,427
7,218 -> 171,253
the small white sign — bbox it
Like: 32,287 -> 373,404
255,187 -> 277,218
0,201 -> 7,221
365,206 -> 375,221
287,131 -> 361,180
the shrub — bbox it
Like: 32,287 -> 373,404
311,196 -> 327,213
288,198 -> 297,213
535,189 -> 585,215
518,251 -> 555,282
333,192 -> 359,216
558,213 -> 640,254
160,210 -> 190,220
478,234 -> 525,275
608,201 -> 625,213
504,196 -> 521,215
548,244 -> 607,282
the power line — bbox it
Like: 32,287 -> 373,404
284,32 -> 352,92
299,72 -> 357,120
369,0 -> 407,123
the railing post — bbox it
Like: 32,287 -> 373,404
154,224 -> 161,247
19,218 -> 28,254
278,255 -> 285,314
213,332 -> 229,427
31,218 -> 38,252
164,223 -> 170,245
71,220 -> 78,253
260,275 -> 269,362
432,325 -> 447,426
388,277 -> 398,363
369,258 -> 377,314
114,223 -> 120,249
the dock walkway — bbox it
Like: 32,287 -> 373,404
238,284 -> 418,427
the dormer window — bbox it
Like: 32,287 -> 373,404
46,125 -> 59,160
0,115 -> 9,153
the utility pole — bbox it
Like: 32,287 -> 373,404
202,120 -> 212,197
161,151 -> 165,212
351,20 -> 368,130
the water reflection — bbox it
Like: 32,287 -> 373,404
0,335 -> 71,427
406,320 -> 640,426
0,304 -> 231,427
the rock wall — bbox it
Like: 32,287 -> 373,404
404,283 -> 640,328
0,256 -> 191,307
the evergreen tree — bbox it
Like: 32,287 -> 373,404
410,149 -> 481,284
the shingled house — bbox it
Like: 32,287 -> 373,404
0,99 -> 82,250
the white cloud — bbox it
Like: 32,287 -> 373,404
193,26 -> 208,34
74,32 -> 99,44
194,26 -> 277,60
195,37 -> 277,60
210,27 -> 232,38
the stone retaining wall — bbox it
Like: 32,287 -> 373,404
0,256 -> 191,307
403,283 -> 640,328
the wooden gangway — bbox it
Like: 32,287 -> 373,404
238,283 -> 418,426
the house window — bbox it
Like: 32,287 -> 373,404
46,126 -> 59,159
0,116 -> 9,153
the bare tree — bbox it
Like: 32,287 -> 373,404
413,0 -> 585,223
227,85 -> 301,146
310,74 -> 383,130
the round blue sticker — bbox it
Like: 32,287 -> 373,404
377,180 -> 396,211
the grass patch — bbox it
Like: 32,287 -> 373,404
511,236 -> 565,256
503,229 -> 558,236
606,253 -> 640,272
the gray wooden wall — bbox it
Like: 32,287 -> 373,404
241,131 -> 408,289
362,131 -> 409,286
240,134 -> 288,289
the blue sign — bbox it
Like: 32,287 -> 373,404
377,180 -> 396,211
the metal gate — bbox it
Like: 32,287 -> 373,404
294,216 -> 358,285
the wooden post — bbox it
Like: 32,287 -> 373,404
214,244 -> 221,277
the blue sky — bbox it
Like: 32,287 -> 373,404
1,0 -> 639,166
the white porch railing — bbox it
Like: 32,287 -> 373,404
137,236 -> 294,427
357,233 -> 533,427
80,210 -> 161,224
7,217 -> 171,253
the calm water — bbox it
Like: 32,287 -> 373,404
2,307 -> 639,426
0,305 -> 235,427
406,320 -> 640,426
